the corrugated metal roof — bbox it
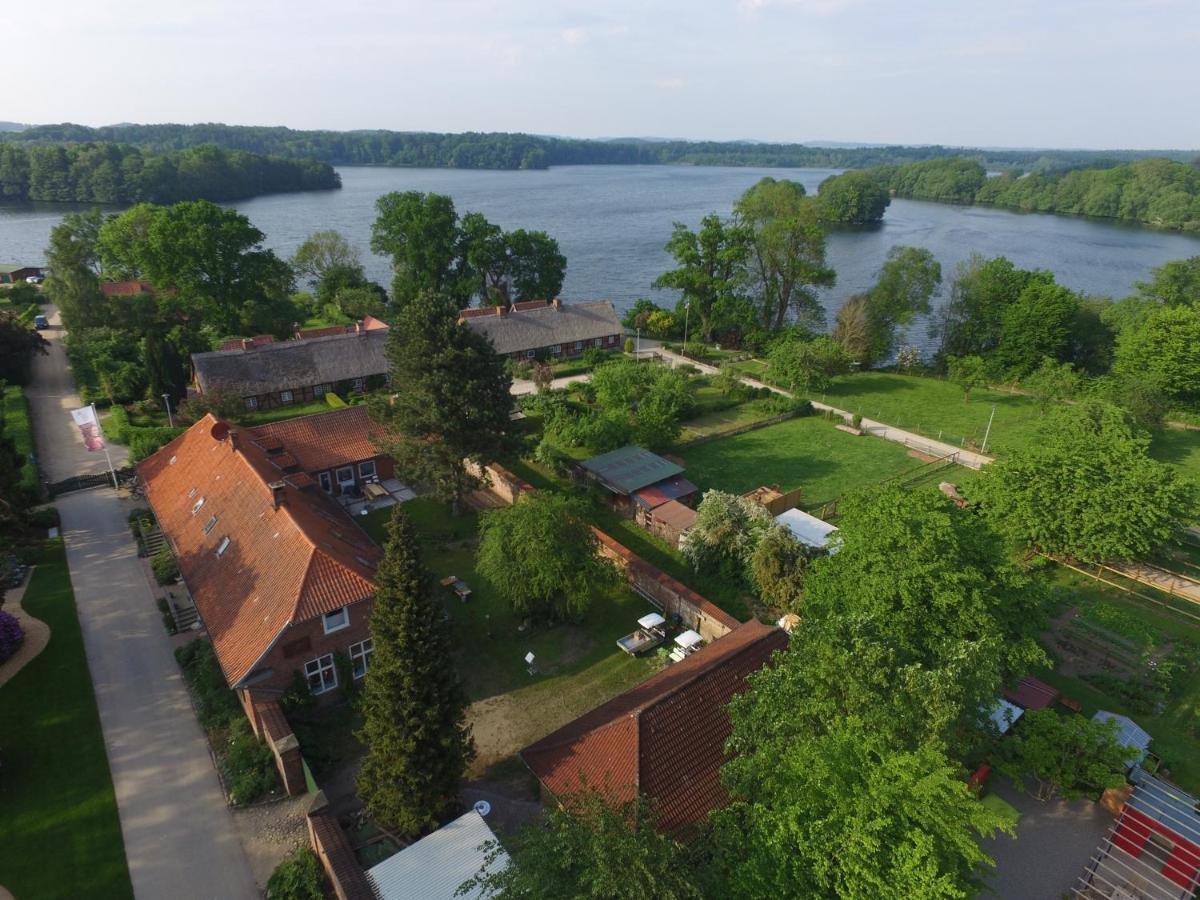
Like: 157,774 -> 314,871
367,811 -> 509,900
1094,710 -> 1152,762
581,445 -> 683,495
1003,675 -> 1060,710
775,508 -> 838,550
632,475 -> 698,509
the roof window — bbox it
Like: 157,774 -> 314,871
191,497 -> 206,515
202,514 -> 218,535
216,536 -> 231,557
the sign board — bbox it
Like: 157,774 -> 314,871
70,405 -> 106,452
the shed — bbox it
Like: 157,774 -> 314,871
0,265 -> 42,284
987,698 -> 1024,735
647,499 -> 698,547
366,810 -> 509,900
632,474 -> 698,510
1093,710 -> 1152,764
775,508 -> 839,552
581,446 -> 684,496
1003,675 -> 1060,711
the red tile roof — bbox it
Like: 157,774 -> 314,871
457,306 -> 504,320
295,315 -> 390,341
248,406 -> 384,475
100,280 -> 158,297
137,414 -> 380,687
219,335 -> 277,351
521,619 -> 787,833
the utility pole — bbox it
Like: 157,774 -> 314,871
980,404 -> 997,454
162,393 -> 174,428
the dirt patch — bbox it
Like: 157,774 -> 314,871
231,794 -> 311,891
906,448 -> 942,463
0,571 -> 51,690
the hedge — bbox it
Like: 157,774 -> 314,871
3,386 -> 39,501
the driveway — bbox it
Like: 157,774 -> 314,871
28,311 -> 258,899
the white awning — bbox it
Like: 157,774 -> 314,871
775,508 -> 839,550
675,629 -> 703,650
638,612 -> 666,630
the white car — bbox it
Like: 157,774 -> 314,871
25,275 -> 44,284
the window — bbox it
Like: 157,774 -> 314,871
593,338 -> 603,348
335,466 -> 354,486
202,514 -> 218,535
550,344 -> 562,355
244,396 -> 258,410
279,390 -> 293,405
314,383 -> 331,397
191,496 -> 206,515
525,350 -> 535,359
574,341 -> 583,351
349,639 -> 374,679
304,654 -> 337,694
318,472 -> 332,493
359,460 -> 377,479
323,606 -> 349,634
352,378 -> 366,393
216,536 -> 231,557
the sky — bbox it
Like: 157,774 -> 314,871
7,0 -> 1200,149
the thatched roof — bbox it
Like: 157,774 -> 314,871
464,300 -> 622,355
192,330 -> 389,396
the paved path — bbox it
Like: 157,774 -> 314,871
28,312 -> 258,899
651,346 -> 994,469
511,371 -> 592,397
1109,560 -> 1200,606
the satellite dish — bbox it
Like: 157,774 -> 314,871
210,421 -> 230,442
359,508 -> 368,516
474,800 -> 491,817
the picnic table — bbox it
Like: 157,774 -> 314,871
439,575 -> 472,602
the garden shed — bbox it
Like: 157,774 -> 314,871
1093,710 -> 1153,765
366,810 -> 509,900
775,508 -> 839,552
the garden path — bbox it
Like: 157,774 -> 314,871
0,572 -> 51,690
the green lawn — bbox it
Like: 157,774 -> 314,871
1148,426 -> 1200,481
362,501 -> 660,768
1039,565 -> 1200,794
3,385 -> 39,496
678,414 -> 947,510
0,540 -> 132,900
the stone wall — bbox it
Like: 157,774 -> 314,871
465,459 -> 534,506
240,690 -> 306,796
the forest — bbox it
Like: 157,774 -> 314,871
866,157 -> 1200,231
0,142 -> 340,204
4,122 -> 1195,172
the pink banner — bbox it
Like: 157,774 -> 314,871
70,406 -> 107,452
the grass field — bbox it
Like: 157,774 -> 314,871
678,413 -> 951,509
0,540 -> 132,900
362,501 -> 659,769
1039,565 -> 1200,794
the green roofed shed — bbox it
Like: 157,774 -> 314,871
580,445 -> 684,496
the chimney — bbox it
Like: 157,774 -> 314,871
552,297 -> 562,310
268,480 -> 287,510
241,338 -> 252,351
495,305 -> 504,316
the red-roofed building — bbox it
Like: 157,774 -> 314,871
100,280 -> 160,297
138,414 -> 380,700
1003,675 -> 1060,711
521,619 -> 788,834
248,405 -> 394,495
219,335 -> 277,352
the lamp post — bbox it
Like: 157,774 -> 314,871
636,326 -> 641,356
683,300 -> 691,348
980,404 -> 996,454
162,393 -> 174,428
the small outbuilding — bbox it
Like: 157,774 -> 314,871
775,508 -> 839,552
647,498 -> 698,548
1093,710 -> 1153,765
0,264 -> 43,284
366,810 -> 509,900
987,698 -> 1025,735
581,445 -> 697,518
1003,675 -> 1060,711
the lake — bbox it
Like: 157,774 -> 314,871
3,165 -> 1199,352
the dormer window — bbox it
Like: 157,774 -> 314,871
323,607 -> 349,634
216,536 -> 231,557
191,497 -> 205,515
202,514 -> 218,535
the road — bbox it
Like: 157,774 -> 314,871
27,307 -> 258,899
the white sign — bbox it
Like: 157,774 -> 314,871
524,652 -> 535,664
70,405 -> 106,452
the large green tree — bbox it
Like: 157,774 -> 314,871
816,170 -> 891,225
991,281 -> 1080,376
861,245 -> 941,365
1114,303 -> 1200,405
371,291 -> 513,513
653,215 -> 751,342
0,313 -> 49,387
974,401 -> 1195,562
766,334 -> 851,394
735,177 -> 836,331
476,492 -> 613,620
371,191 -> 462,303
997,709 -> 1136,802
1134,255 -> 1200,306
934,255 -> 1053,360
43,208 -> 104,329
290,229 -> 361,286
713,718 -> 1011,900
356,507 -> 473,836
459,790 -> 702,900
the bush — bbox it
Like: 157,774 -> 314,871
151,547 -> 179,585
851,413 -> 863,429
175,638 -> 241,729
177,387 -> 244,423
105,405 -> 132,444
267,848 -> 325,900
581,347 -> 612,368
129,426 -> 185,463
0,610 -> 25,663
156,597 -> 178,635
683,341 -> 708,361
27,506 -> 59,529
623,337 -> 634,354
222,717 -> 277,805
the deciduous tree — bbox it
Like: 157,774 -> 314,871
946,355 -> 988,401
290,230 -> 361,286
767,335 -> 850,394
1021,357 -> 1081,413
998,709 -> 1136,802
356,507 -> 473,836
1114,303 -> 1200,405
475,492 -> 613,620
371,191 -> 462,304
1134,255 -> 1200,306
0,313 -> 49,386
653,215 -> 751,342
861,245 -> 941,365
992,281 -> 1080,377
816,170 -> 891,225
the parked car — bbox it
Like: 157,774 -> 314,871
25,275 -> 44,284
33,314 -> 49,330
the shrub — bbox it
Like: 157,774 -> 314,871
623,337 -> 634,354
581,347 -> 612,368
156,597 -> 178,635
222,717 -> 277,805
267,848 -> 325,900
129,426 -> 185,463
151,547 -> 179,585
851,413 -> 863,429
280,669 -> 315,716
27,506 -> 59,529
105,405 -> 132,444
177,387 -> 244,423
0,610 -> 25,663
175,638 -> 241,729
683,341 -> 708,361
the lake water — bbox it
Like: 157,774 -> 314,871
3,165 -> 1199,352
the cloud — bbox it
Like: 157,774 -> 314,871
561,26 -> 589,45
738,0 -> 856,14
655,77 -> 687,91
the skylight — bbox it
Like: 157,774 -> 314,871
191,497 -> 205,515
202,514 -> 218,535
216,536 -> 231,557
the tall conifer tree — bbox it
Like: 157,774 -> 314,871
356,507 -> 473,835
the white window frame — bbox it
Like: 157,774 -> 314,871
279,389 -> 293,405
244,396 -> 258,410
352,378 -> 366,393
359,460 -> 377,479
304,654 -> 337,694
318,471 -> 332,493
313,383 -> 331,397
593,338 -> 603,348
335,465 -> 355,489
349,639 -> 374,679
550,344 -> 562,355
323,606 -> 349,634
574,341 -> 583,351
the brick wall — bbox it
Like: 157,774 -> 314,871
465,460 -> 534,506
307,798 -> 376,900
250,598 -> 374,695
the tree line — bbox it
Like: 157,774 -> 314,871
0,142 -> 339,204
6,122 -> 1195,171
866,156 -> 1200,231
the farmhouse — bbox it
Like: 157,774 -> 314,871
0,264 -> 42,284
461,298 -> 623,360
247,405 -> 395,496
191,325 -> 389,411
137,414 -> 380,700
521,619 -> 788,835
